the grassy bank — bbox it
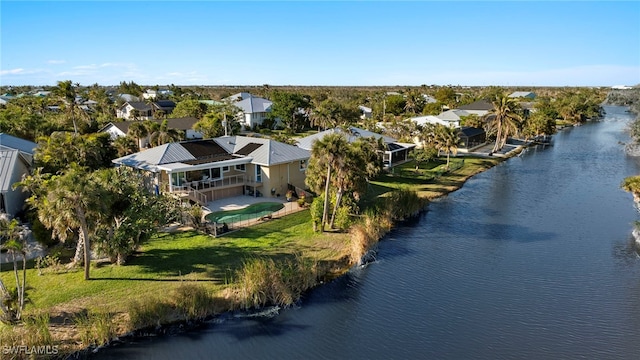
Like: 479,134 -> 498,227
0,154 -> 503,357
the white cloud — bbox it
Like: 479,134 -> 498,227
0,68 -> 26,75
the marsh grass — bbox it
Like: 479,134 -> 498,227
74,311 -> 116,348
127,297 -> 175,330
173,284 -> 215,320
234,256 -> 317,309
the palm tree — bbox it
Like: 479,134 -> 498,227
36,165 -> 102,280
432,125 -> 459,170
52,80 -> 90,134
113,135 -> 139,157
149,119 -> 183,147
128,121 -> 149,150
328,137 -> 382,229
0,216 -> 27,321
306,133 -> 350,232
484,94 -> 522,153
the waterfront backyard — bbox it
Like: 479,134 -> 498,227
0,154 -> 502,354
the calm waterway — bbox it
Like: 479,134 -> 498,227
95,106 -> 640,359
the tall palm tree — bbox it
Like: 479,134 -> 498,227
432,125 -> 459,170
149,119 -> 183,147
307,133 -> 350,232
328,137 -> 382,229
484,94 -> 522,153
52,80 -> 89,134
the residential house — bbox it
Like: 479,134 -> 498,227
456,100 -> 494,117
296,126 -> 415,169
508,91 -> 536,100
433,109 -> 472,128
152,100 -> 177,117
112,136 -> 310,204
410,115 -> 456,128
100,117 -> 203,148
0,134 -> 37,217
117,94 -> 140,102
142,89 -> 157,100
116,101 -> 153,120
359,105 -> 373,119
422,94 -> 437,104
233,96 -> 273,129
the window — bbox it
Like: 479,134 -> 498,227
235,164 -> 246,172
211,167 -> 221,180
222,166 -> 230,172
300,159 -> 307,171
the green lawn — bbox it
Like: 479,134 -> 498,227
367,156 -> 501,201
0,211 -> 350,314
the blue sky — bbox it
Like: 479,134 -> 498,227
1,1 -> 639,87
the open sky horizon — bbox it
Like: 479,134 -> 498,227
1,1 -> 639,88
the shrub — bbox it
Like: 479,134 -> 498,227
127,298 -> 175,330
74,311 -> 116,348
235,256 -> 317,310
173,284 -> 214,320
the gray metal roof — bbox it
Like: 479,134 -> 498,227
235,97 -> 272,114
0,149 -> 19,193
296,127 -> 397,151
0,133 -> 37,154
215,136 -> 310,166
436,109 -> 470,121
113,135 -> 309,171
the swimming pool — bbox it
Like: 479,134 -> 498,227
205,202 -> 285,224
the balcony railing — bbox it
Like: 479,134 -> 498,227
168,174 -> 263,193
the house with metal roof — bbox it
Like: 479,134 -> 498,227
112,136 -> 310,204
433,109 -> 472,128
100,117 -> 203,148
508,91 -> 536,100
222,92 -> 274,130
0,134 -> 37,217
296,126 -> 414,169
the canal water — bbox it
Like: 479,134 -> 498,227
95,106 -> 640,359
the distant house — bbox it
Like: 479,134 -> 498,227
117,94 -> 140,103
0,134 -> 37,217
410,115 -> 456,128
142,89 -> 157,100
152,100 -> 176,116
422,94 -> 437,104
297,126 -> 415,169
222,92 -> 274,129
457,100 -> 494,117
116,101 -> 153,120
433,109 -> 472,128
508,91 -> 536,100
611,85 -> 633,90
100,117 -> 203,147
359,105 -> 373,119
112,136 -> 310,204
